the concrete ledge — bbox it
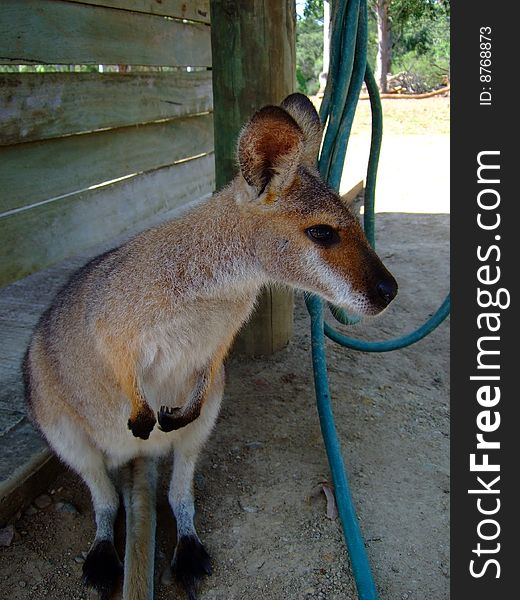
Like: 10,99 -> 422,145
0,449 -> 62,526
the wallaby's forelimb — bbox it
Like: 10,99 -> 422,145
158,368 -> 211,431
119,362 -> 156,440
98,330 -> 156,439
121,457 -> 158,600
158,341 -> 230,432
126,386 -> 156,440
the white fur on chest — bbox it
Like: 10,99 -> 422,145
139,293 -> 257,410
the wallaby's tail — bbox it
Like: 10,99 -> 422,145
121,457 -> 158,600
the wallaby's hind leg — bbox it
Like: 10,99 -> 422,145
169,367 -> 224,599
42,419 -> 122,598
75,462 -> 122,598
169,450 -> 212,599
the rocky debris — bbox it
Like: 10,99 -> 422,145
160,565 -> 173,586
359,71 -> 450,95
238,499 -> 258,513
33,494 -> 52,509
194,472 -> 206,491
244,440 -> 263,449
0,524 -> 15,547
54,501 -> 80,515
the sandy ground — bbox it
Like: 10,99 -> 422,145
0,97 -> 450,600
341,96 -> 450,214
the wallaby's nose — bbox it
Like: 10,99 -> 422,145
377,277 -> 398,306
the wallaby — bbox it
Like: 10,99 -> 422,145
23,93 -> 397,599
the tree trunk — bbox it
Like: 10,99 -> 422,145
375,0 -> 391,93
319,0 -> 331,93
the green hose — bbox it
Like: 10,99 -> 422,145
306,1 -> 450,598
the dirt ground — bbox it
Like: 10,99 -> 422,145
0,98 -> 450,600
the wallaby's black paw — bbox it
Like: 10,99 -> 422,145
127,408 -> 156,439
158,405 -> 199,432
82,539 -> 123,599
171,535 -> 212,599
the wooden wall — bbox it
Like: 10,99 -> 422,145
0,0 -> 214,287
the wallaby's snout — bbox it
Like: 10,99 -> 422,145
355,244 -> 398,315
377,274 -> 398,307
236,92 -> 398,316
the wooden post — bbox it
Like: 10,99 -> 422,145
210,0 -> 296,356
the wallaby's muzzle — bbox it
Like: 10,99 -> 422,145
376,275 -> 398,307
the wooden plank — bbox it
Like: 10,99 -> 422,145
210,0 -> 296,356
69,0 -> 210,23
0,113 -> 214,214
0,71 -> 213,146
0,0 -> 211,66
341,180 -> 365,206
0,154 -> 215,286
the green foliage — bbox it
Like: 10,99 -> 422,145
303,0 -> 324,19
296,2 -> 324,96
366,0 -> 450,91
0,64 -> 101,73
294,0 -> 450,95
391,5 -> 450,90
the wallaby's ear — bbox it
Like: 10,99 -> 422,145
238,105 -> 304,194
280,93 -> 322,166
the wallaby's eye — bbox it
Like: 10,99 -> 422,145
305,225 -> 340,247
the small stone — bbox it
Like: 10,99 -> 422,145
74,555 -> 84,564
55,501 -> 80,515
194,473 -> 206,491
25,505 -> 38,516
19,581 -> 27,588
161,566 -> 173,585
0,525 -> 15,547
238,499 -> 258,513
34,494 -> 52,509
244,441 -> 263,449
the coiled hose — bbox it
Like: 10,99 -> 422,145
307,1 -> 450,598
